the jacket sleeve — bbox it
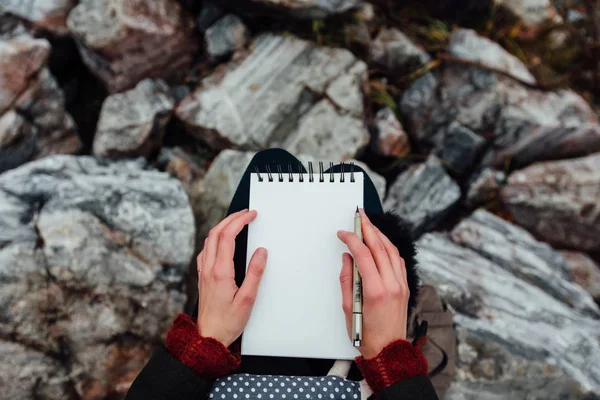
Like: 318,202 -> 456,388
125,346 -> 214,400
371,376 -> 439,400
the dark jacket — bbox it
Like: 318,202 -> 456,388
125,346 -> 439,400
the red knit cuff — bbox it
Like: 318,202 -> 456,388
355,338 -> 429,394
166,314 -> 241,379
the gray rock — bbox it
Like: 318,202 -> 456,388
433,122 -> 486,175
373,107 -> 410,157
448,28 -> 536,85
176,34 -> 369,160
496,0 -> 562,29
501,153 -> 600,251
446,375 -> 587,400
560,251 -> 600,304
384,156 -> 461,237
0,340 -> 71,399
369,28 -> 430,73
465,168 -> 505,207
205,14 -> 250,60
0,32 -> 81,173
0,0 -> 77,35
196,150 -> 256,237
93,79 -> 174,159
400,44 -> 600,170
230,0 -> 362,19
417,233 -> 600,394
67,0 -> 198,93
0,155 -> 195,398
451,210 -> 599,316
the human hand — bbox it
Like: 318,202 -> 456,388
196,209 -> 267,347
337,209 -> 409,359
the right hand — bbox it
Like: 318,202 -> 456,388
337,209 -> 410,359
196,209 -> 268,347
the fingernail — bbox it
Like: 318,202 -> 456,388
256,247 -> 267,259
358,208 -> 366,217
337,230 -> 344,238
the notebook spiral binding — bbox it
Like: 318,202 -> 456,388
254,162 -> 356,183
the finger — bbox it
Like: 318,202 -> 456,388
234,247 -> 268,310
339,252 -> 354,324
372,225 -> 407,285
204,209 -> 249,271
196,250 -> 204,282
358,209 -> 397,285
214,210 -> 258,277
337,230 -> 383,293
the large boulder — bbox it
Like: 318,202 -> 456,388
369,27 -> 431,74
66,0 -> 199,93
501,153 -> 600,252
417,232 -> 600,398
176,34 -> 370,161
0,0 -> 77,35
448,28 -> 536,85
205,14 -> 250,61
0,27 -> 81,174
450,210 -> 599,316
93,79 -> 174,158
384,156 -> 461,237
373,107 -> 411,158
401,28 -> 600,172
0,156 -> 195,398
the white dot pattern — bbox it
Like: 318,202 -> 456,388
211,374 -> 361,400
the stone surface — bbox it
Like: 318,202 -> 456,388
400,31 -> 600,170
373,107 -> 410,157
501,153 -> 600,252
448,28 -> 536,85
384,156 -> 461,237
196,150 -> 256,237
230,0 -> 362,19
0,30 -> 81,173
465,168 -> 505,207
496,0 -> 562,30
0,155 -> 195,398
369,27 -> 431,73
0,340 -> 71,399
560,251 -> 600,303
67,0 -> 199,93
451,210 -> 599,316
205,14 -> 250,60
433,121 -> 486,175
0,0 -> 77,35
93,79 -> 174,158
176,34 -> 369,160
417,232 -> 600,396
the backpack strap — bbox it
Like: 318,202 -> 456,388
411,320 -> 428,346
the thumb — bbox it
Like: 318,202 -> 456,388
340,252 -> 353,323
235,247 -> 268,309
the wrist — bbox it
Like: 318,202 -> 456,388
355,338 -> 428,394
166,314 -> 241,379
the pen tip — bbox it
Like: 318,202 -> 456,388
356,206 -> 359,213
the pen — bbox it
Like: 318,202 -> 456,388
352,206 -> 363,347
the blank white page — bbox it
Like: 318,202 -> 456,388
242,172 -> 363,360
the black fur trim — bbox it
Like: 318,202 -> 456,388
368,211 -> 420,314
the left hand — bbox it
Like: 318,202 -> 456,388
196,209 -> 268,347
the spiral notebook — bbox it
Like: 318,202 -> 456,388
242,163 -> 363,360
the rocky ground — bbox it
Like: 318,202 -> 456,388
0,0 -> 599,399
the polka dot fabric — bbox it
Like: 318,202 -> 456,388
209,374 -> 361,400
